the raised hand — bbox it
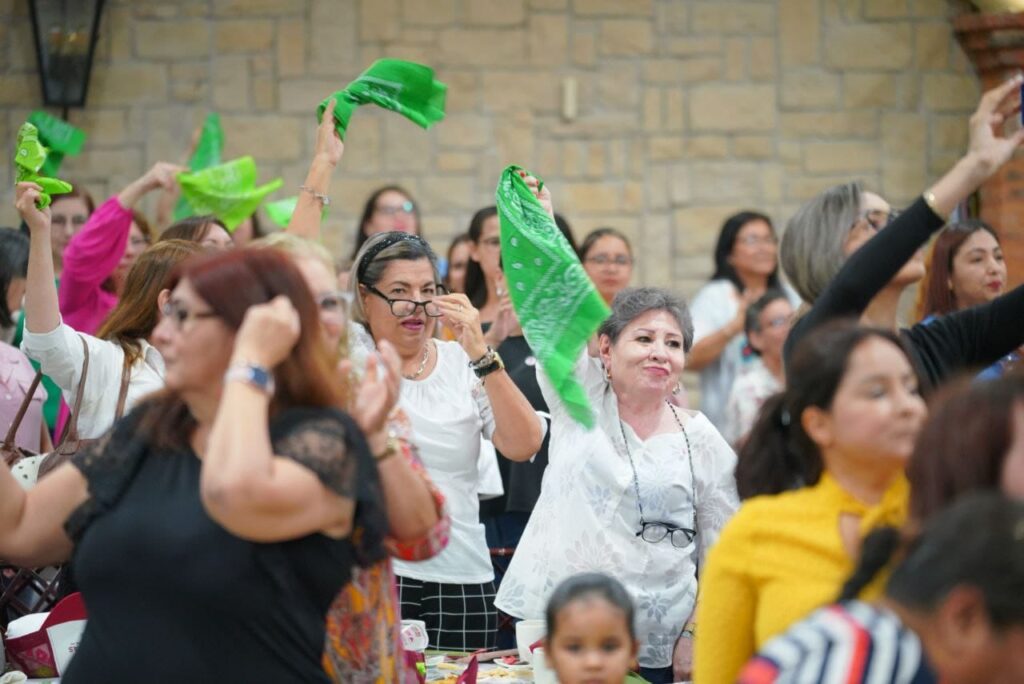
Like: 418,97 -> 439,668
435,293 -> 488,361
339,339 -> 402,437
967,75 -> 1024,174
231,295 -> 301,368
14,182 -> 51,234
316,98 -> 345,168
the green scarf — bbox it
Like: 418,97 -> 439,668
495,166 -> 610,428
174,113 -> 225,221
263,195 -> 328,228
317,59 -> 446,140
14,123 -> 73,209
177,156 -> 282,231
27,111 -> 86,177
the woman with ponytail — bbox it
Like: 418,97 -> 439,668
695,322 -> 928,683
738,493 -> 1024,684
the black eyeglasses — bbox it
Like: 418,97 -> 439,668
363,284 -> 447,317
637,521 -> 696,548
161,301 -> 219,330
858,208 -> 902,232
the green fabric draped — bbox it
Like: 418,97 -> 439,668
316,59 -> 446,140
27,111 -> 86,177
495,165 -> 610,428
174,113 -> 225,221
177,156 -> 282,231
14,123 -> 73,209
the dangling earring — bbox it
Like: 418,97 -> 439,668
672,381 -> 682,395
603,363 -> 612,382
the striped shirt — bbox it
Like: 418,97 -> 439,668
737,601 -> 937,684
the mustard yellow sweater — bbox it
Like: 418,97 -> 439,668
693,473 -> 908,683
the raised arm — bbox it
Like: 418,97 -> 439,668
202,296 -> 356,542
17,182 -> 60,336
289,98 -> 345,241
59,162 -> 181,316
786,76 -> 1024,361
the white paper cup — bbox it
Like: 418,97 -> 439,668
515,618 -> 546,664
400,619 -> 429,652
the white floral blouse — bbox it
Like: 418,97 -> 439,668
494,353 -> 739,669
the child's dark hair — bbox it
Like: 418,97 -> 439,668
735,321 -> 914,500
743,288 -> 789,350
839,493 -> 1024,630
545,573 -> 636,642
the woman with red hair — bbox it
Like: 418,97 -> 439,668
0,246 -> 388,682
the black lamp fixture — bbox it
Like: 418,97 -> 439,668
28,0 -> 105,117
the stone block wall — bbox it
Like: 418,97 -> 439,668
0,0 -> 979,297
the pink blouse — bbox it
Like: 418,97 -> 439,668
0,343 -> 45,452
58,196 -> 133,335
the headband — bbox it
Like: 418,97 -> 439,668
356,232 -> 431,284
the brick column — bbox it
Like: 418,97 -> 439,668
954,12 -> 1024,289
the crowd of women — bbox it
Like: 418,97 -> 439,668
0,78 -> 1022,684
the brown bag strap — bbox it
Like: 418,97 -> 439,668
57,335 -> 91,447
114,350 -> 131,420
2,370 -> 43,449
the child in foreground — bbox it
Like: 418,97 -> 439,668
544,573 -> 647,684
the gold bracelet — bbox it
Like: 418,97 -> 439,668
373,435 -> 400,462
922,190 -> 949,222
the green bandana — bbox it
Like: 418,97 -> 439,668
316,59 -> 446,140
263,195 -> 328,228
27,111 -> 86,177
174,113 -> 225,221
14,123 -> 73,209
177,156 -> 282,231
495,166 -> 610,428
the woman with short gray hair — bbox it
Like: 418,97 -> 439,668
779,78 -> 1024,393
495,177 -> 739,684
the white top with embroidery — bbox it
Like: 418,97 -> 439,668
722,360 -> 782,448
494,352 -> 739,669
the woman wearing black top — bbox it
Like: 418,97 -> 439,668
0,195 -> 386,683
781,77 -> 1024,388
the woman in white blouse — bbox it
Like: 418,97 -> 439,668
494,178 -> 739,684
17,181 -> 203,439
348,231 -> 544,652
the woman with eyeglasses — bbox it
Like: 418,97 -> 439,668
347,230 -> 543,652
697,322 -> 928,683
349,186 -> 421,261
491,175 -> 738,684
780,78 -> 1024,390
579,227 -> 634,306
687,211 -> 798,432
255,231 -> 449,683
0,247 -> 389,682
16,182 -> 203,440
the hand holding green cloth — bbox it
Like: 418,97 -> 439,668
177,156 -> 282,231
14,122 -> 73,209
264,195 -> 327,228
27,110 -> 86,177
174,113 -> 225,221
316,59 -> 446,140
495,165 -> 610,428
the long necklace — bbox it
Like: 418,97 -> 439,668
618,401 -> 698,535
403,342 -> 431,380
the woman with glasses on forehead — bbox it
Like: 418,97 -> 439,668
494,175 -> 739,684
687,211 -> 798,432
16,182 -> 203,440
781,78 -> 1024,392
348,230 -> 544,652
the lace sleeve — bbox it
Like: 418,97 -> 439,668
270,407 -> 388,567
64,406 -> 152,542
